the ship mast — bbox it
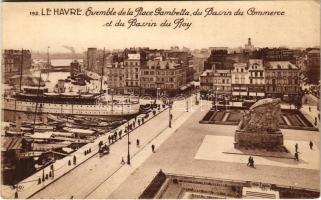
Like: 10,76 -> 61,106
100,48 -> 105,94
32,72 -> 42,134
46,46 -> 51,80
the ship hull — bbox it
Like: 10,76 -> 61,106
2,98 -> 140,117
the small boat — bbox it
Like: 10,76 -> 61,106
5,130 -> 25,136
34,125 -> 55,132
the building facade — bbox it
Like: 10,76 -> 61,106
213,69 -> 232,98
231,63 -> 250,100
306,49 -> 320,84
265,61 -> 301,100
140,60 -> 185,96
105,62 -> 125,94
248,59 -> 265,99
124,54 -> 141,95
3,49 -> 32,83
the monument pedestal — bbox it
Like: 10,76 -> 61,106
234,129 -> 284,150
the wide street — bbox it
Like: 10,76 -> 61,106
31,97 -> 197,199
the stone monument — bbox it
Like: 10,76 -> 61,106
234,98 -> 284,150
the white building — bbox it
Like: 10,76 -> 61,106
248,59 -> 265,99
231,63 -> 249,99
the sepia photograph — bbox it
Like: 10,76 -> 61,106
0,1 -> 320,199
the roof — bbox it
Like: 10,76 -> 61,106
2,137 -> 22,151
146,60 -> 181,69
128,54 -> 140,60
267,61 -> 299,70
308,49 -> 320,54
216,69 -> 231,73
200,70 -> 213,77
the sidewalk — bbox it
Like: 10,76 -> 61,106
1,104 -> 169,199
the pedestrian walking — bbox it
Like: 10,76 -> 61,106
309,106 -> 311,112
136,139 -> 140,147
108,135 -> 111,144
309,141 -> 313,150
251,157 -> 255,168
73,155 -> 76,165
295,143 -> 298,152
151,144 -> 155,153
121,157 -> 125,165
247,156 -> 251,166
118,131 -> 122,139
294,152 -> 299,161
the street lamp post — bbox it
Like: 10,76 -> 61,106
169,104 -> 172,128
156,88 -> 160,104
111,88 -> 114,112
186,97 -> 189,112
127,120 -> 131,165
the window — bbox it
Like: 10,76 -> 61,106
235,77 -> 239,84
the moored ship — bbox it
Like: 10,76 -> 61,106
3,86 -> 140,117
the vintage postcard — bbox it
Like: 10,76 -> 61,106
1,1 -> 320,199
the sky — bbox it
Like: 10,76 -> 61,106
2,1 -> 320,53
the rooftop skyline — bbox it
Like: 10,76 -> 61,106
2,1 -> 320,53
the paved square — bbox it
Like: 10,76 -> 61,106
195,135 -> 320,170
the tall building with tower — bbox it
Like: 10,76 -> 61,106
86,48 -> 98,72
244,38 -> 255,52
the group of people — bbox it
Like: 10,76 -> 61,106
108,133 -> 118,144
294,141 -> 314,161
